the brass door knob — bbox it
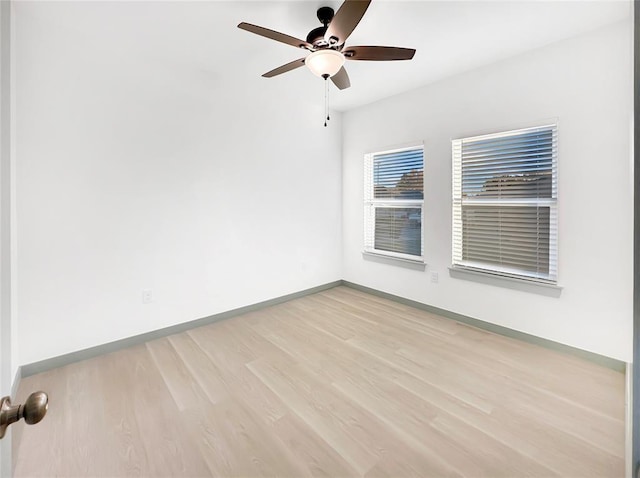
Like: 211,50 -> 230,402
0,391 -> 48,439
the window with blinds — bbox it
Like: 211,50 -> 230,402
452,124 -> 557,283
364,145 -> 424,261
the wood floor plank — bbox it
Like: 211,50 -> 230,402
167,332 -> 231,405
59,357 -> 112,477
93,351 -> 153,477
188,325 -> 291,424
103,345 -> 212,477
248,357 -> 462,477
147,336 -> 211,412
428,413 -> 562,478
193,397 -> 309,477
246,357 -> 381,474
331,376 -> 484,477
270,412 -> 359,477
501,382 -> 624,458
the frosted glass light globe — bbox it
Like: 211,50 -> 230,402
305,49 -> 345,78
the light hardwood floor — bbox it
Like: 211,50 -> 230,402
13,286 -> 625,477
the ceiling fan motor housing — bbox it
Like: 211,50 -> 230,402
306,26 -> 328,47
306,7 -> 335,47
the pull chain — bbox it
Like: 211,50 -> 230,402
326,78 -> 330,123
324,77 -> 329,127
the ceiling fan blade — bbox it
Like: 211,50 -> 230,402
262,58 -> 306,78
331,66 -> 351,90
343,46 -> 416,61
324,0 -> 371,46
238,22 -> 312,50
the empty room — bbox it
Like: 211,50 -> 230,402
0,0 -> 635,476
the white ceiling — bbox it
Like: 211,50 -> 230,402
16,0 -> 631,111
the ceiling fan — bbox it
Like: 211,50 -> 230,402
237,0 -> 416,91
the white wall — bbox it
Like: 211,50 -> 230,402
14,4 -> 343,365
342,21 -> 633,362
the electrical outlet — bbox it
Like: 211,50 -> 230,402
430,272 -> 439,283
142,289 -> 153,304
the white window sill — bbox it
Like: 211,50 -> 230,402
448,266 -> 562,297
362,251 -> 426,271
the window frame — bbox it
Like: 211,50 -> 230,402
451,124 -> 558,284
363,143 -> 425,264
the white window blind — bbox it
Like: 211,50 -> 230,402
452,125 -> 557,283
364,145 -> 424,261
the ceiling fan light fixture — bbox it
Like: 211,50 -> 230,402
305,49 -> 345,78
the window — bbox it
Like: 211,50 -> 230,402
364,145 -> 424,262
452,124 -> 557,283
